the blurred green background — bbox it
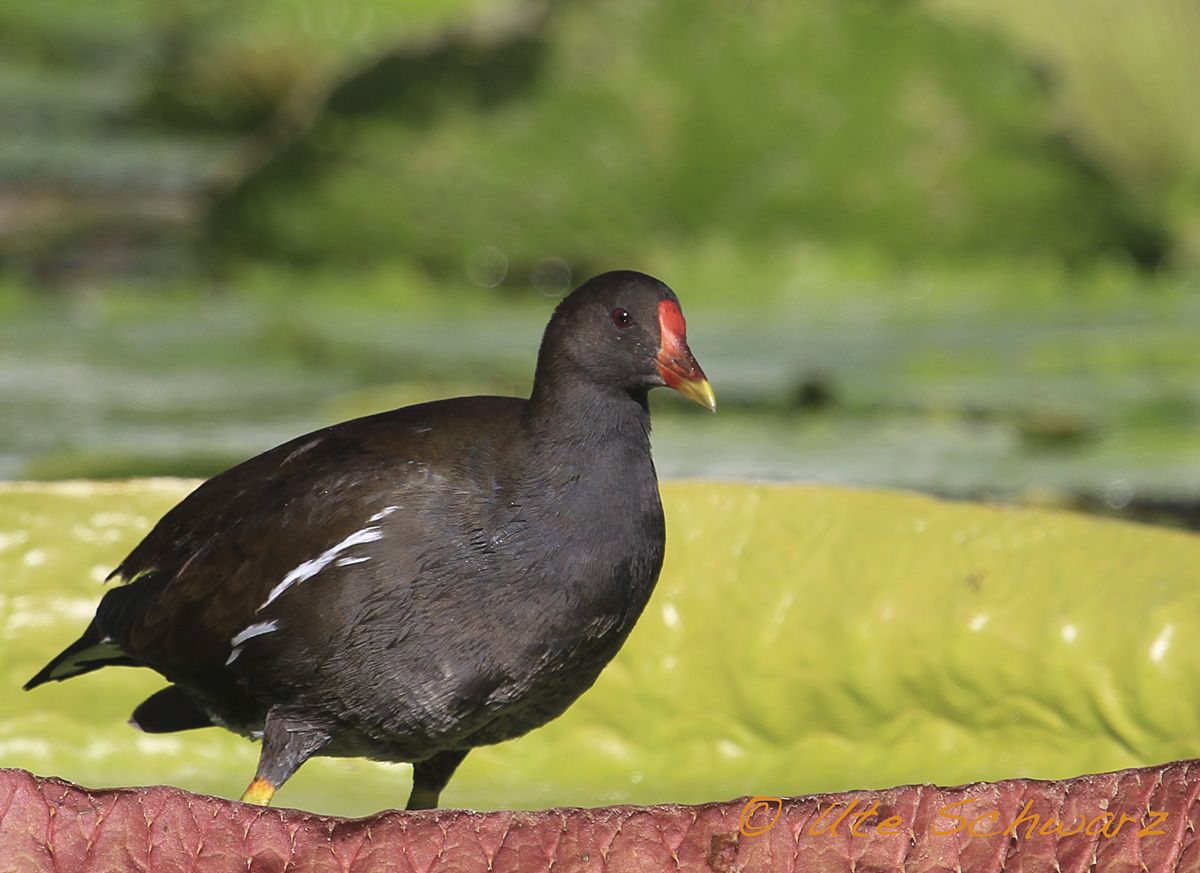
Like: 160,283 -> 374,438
1,0 -> 1198,526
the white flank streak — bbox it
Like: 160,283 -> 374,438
225,621 -> 280,666
370,505 -> 399,522
336,556 -> 371,567
230,620 -> 279,648
259,526 -> 385,611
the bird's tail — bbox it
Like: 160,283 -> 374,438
23,620 -> 134,690
24,570 -> 167,691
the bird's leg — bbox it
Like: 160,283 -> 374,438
407,749 -> 469,810
240,709 -> 331,806
241,778 -> 276,805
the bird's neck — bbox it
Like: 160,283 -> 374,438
525,368 -> 652,460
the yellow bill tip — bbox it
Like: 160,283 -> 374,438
679,376 -> 717,413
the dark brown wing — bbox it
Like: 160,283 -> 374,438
104,396 -> 527,676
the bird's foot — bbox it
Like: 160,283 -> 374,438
240,778 -> 277,805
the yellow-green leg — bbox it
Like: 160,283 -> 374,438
241,777 -> 277,805
239,710 -> 329,806
407,749 -> 469,810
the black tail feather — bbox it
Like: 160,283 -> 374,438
23,621 -> 133,690
24,572 -> 167,691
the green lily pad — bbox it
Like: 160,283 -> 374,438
1,480 -> 1197,816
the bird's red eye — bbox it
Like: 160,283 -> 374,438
611,307 -> 633,328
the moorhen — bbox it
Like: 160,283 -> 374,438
25,270 -> 714,810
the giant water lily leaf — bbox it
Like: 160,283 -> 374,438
1,480 -> 1197,817
3,762 -> 1198,872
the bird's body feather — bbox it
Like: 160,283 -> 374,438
69,394 -> 663,761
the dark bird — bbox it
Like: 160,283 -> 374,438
25,271 -> 714,810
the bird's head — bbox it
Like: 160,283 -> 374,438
537,270 -> 715,412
